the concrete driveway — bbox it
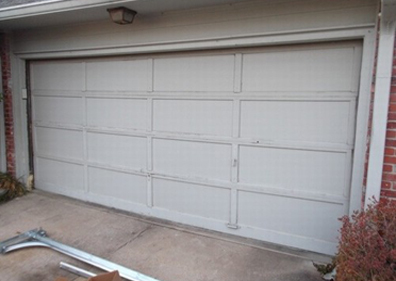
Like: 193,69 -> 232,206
0,191 -> 327,281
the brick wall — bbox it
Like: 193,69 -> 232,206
0,33 -> 15,176
380,34 -> 396,202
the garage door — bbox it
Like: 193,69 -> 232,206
30,41 -> 362,255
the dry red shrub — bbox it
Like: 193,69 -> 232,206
336,199 -> 396,281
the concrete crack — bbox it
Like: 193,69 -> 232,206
112,225 -> 152,253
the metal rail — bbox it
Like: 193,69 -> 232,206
0,228 -> 160,281
59,261 -> 96,278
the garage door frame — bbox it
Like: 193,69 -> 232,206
19,27 -> 376,255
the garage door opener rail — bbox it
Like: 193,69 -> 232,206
0,228 -> 160,281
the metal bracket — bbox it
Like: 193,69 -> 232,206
226,223 -> 240,230
0,228 -> 161,281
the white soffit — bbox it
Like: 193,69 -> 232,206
0,0 -> 256,30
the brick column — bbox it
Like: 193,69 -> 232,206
380,34 -> 396,202
0,33 -> 16,176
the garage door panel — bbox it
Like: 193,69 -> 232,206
86,60 -> 148,92
153,55 -> 235,92
88,167 -> 147,205
32,62 -> 84,91
87,132 -> 146,169
36,158 -> 84,191
238,191 -> 344,243
31,42 -> 362,255
35,127 -> 83,161
33,96 -> 83,126
153,99 -> 233,136
153,178 -> 230,221
87,98 -> 146,130
240,100 -> 351,144
242,46 -> 356,92
153,139 -> 232,181
239,146 -> 347,196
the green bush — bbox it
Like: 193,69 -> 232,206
336,199 -> 396,281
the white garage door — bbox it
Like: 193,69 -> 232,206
31,41 -> 362,255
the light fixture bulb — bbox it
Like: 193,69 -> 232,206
107,7 -> 137,25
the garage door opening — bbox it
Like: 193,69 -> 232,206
28,40 -> 363,255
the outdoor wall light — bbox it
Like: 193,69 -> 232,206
107,7 -> 137,25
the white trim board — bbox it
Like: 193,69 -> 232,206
15,25 -> 374,59
365,0 -> 396,206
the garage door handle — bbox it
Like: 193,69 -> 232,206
232,159 -> 238,167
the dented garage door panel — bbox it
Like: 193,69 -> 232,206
31,41 -> 362,255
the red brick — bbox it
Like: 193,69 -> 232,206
379,197 -> 396,205
385,147 -> 395,155
381,189 -> 396,198
388,112 -> 396,121
387,122 -> 396,129
386,130 -> 396,139
1,33 -> 15,176
382,173 -> 396,181
383,164 -> 393,172
381,181 -> 392,189
385,139 -> 396,146
389,103 -> 396,112
384,156 -> 396,164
